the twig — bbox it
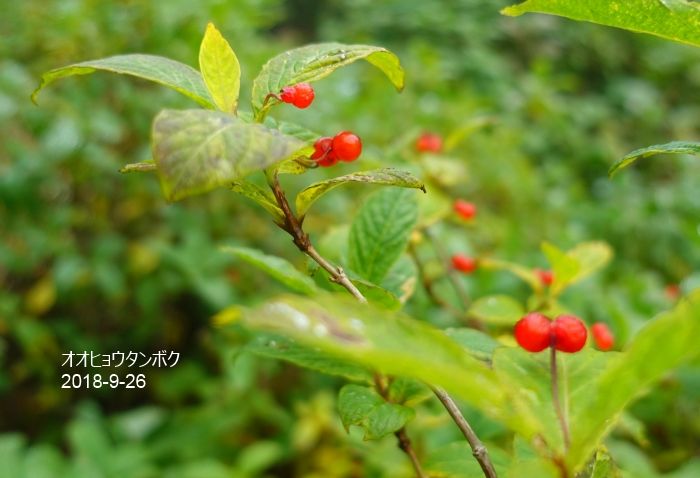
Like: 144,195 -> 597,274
374,374 -> 428,478
550,347 -> 570,450
432,387 -> 498,478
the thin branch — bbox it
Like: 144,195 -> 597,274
550,347 -> 570,450
432,387 -> 498,478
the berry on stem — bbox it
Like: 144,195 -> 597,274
551,315 -> 587,353
415,132 -> 443,153
536,269 -> 554,287
451,254 -> 477,274
332,131 -> 362,162
454,200 -> 477,220
514,313 -> 552,352
279,82 -> 315,109
591,323 -> 614,351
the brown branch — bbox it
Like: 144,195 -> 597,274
432,387 -> 498,478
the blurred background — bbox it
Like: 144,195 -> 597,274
1,0 -> 699,476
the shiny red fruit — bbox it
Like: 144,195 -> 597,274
451,254 -> 477,274
536,269 -> 554,286
311,137 -> 333,160
415,132 -> 443,153
316,150 -> 339,167
591,323 -> 614,351
279,82 -> 315,109
332,131 -> 362,162
551,315 -> 587,353
514,313 -> 552,352
454,200 -> 477,220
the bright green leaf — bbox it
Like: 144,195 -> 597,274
609,141 -> 700,177
348,188 -> 419,283
543,242 -> 612,296
119,160 -> 156,174
199,23 -> 241,113
251,43 -> 404,116
387,377 -> 432,406
230,180 -> 284,222
222,246 -> 317,295
468,295 -> 525,326
32,54 -> 214,108
445,328 -> 500,362
295,168 -> 425,218
239,293 -> 506,416
337,384 -> 415,440
246,334 -> 372,382
152,109 -> 305,201
425,442 -> 511,478
479,258 -> 542,291
567,290 -> 700,470
502,0 -> 700,48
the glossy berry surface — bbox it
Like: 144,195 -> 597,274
591,323 -> 614,351
279,82 -> 315,108
451,254 -> 477,274
316,150 -> 339,167
536,269 -> 554,286
552,315 -> 587,353
454,200 -> 477,220
415,133 -> 443,153
311,137 -> 333,160
332,131 -> 362,162
514,313 -> 552,352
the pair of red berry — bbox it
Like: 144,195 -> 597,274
452,254 -> 477,274
454,199 -> 477,220
311,132 -> 362,167
514,313 -> 614,353
416,132 -> 443,153
279,82 -> 315,109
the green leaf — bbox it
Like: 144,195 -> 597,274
246,334 -> 372,382
588,448 -> 622,478
479,258 -> 542,291
251,43 -> 404,116
567,290 -> 700,470
351,279 -> 403,311
239,293 -> 506,416
425,442 -> 511,478
445,328 -> 500,362
348,188 -> 419,283
230,180 -> 284,222
295,168 -> 425,218
543,242 -> 612,296
468,295 -> 525,326
199,23 -> 241,113
387,377 -> 432,406
501,0 -> 700,48
222,246 -> 317,295
609,141 -> 700,177
119,160 -> 156,174
337,384 -> 414,440
32,54 -> 214,108
152,109 -> 305,201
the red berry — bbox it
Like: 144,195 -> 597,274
591,323 -> 614,351
332,131 -> 362,162
291,82 -> 314,108
415,132 -> 443,153
665,284 -> 681,300
316,150 -> 339,167
279,82 -> 315,109
451,254 -> 477,274
536,269 -> 554,286
311,137 -> 333,160
454,200 -> 477,220
514,313 -> 552,352
551,315 -> 587,353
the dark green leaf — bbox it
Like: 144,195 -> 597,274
609,141 -> 700,177
387,377 -> 432,406
222,246 -> 317,295
337,384 -> 414,440
348,188 -> 419,283
152,109 -> 305,201
32,54 -> 214,107
251,43 -> 404,116
295,168 -> 425,218
199,23 -> 240,113
502,1 -> 700,48
445,328 -> 501,362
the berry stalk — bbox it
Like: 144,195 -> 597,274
550,346 -> 571,450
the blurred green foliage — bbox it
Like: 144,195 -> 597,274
1,0 -> 699,476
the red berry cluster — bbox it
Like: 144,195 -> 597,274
514,314 -> 615,353
415,132 -> 443,153
311,131 -> 362,167
454,199 -> 477,220
452,254 -> 477,274
279,82 -> 315,109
